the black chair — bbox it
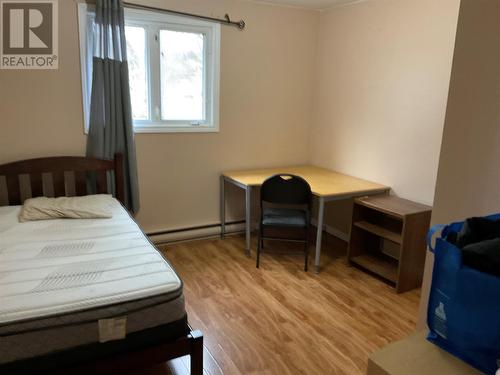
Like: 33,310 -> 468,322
257,174 -> 312,271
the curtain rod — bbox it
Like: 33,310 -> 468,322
123,2 -> 246,30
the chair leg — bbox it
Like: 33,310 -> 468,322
256,225 -> 262,268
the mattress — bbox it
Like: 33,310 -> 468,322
0,199 -> 185,365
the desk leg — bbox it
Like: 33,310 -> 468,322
220,176 -> 225,239
315,197 -> 325,274
245,186 -> 252,257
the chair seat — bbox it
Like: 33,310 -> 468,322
262,208 -> 307,227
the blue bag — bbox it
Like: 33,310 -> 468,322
427,214 -> 500,375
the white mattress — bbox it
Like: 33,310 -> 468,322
0,199 -> 185,364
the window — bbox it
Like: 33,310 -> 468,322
78,4 -> 221,133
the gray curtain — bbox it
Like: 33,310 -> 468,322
86,0 -> 140,213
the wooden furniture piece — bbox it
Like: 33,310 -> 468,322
0,154 -> 203,375
221,165 -> 390,273
368,331 -> 482,375
0,154 -> 125,205
348,195 -> 432,293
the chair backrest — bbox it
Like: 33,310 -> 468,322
260,174 -> 311,206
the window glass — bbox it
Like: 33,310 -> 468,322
159,30 -> 205,122
125,25 -> 149,120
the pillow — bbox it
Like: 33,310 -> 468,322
19,195 -> 114,222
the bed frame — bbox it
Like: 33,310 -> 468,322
0,154 -> 204,374
0,154 -> 125,206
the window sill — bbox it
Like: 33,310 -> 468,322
133,125 -> 219,134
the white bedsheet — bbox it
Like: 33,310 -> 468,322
0,199 -> 181,325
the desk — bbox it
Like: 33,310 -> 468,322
220,165 -> 390,273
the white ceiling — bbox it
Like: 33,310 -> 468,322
249,0 -> 364,11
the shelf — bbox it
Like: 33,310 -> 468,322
350,254 -> 398,283
355,195 -> 432,219
349,195 -> 431,293
353,221 -> 402,244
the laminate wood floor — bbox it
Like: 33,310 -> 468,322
156,234 -> 420,375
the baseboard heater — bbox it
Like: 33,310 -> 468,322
148,220 -> 245,245
147,219 -> 349,246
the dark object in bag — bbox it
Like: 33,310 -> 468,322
462,237 -> 500,277
448,217 -> 500,248
446,217 -> 500,277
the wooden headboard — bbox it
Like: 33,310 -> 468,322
0,154 -> 124,206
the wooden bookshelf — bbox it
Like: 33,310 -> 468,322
348,195 -> 432,293
350,253 -> 398,283
353,221 -> 402,244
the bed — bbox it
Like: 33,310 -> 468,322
0,154 -> 203,374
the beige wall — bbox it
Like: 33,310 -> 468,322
309,0 -> 460,234
0,0 -> 463,242
0,0 -> 319,233
418,0 -> 500,327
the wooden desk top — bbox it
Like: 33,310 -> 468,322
223,165 -> 390,198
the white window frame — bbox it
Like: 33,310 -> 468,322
77,4 -> 221,134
